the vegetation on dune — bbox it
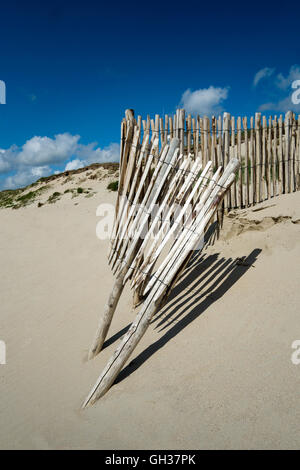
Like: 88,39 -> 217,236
107,180 -> 119,191
0,162 -> 120,210
34,162 -> 119,184
0,189 -> 22,208
0,185 -> 50,209
48,192 -> 61,204
15,186 -> 50,208
16,191 -> 39,204
62,176 -> 74,185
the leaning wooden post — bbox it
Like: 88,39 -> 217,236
88,139 -> 180,359
83,159 -> 240,406
88,270 -> 126,360
111,110 -> 135,245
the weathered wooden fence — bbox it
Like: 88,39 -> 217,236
120,109 -> 300,210
84,108 -> 240,405
82,108 -> 299,405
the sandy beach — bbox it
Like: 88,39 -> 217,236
0,168 -> 299,450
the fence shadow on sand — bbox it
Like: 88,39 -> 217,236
111,247 -> 261,386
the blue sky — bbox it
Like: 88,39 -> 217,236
0,0 -> 300,189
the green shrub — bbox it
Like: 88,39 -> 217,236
0,185 -> 50,209
48,192 -> 61,204
16,191 -> 37,203
107,181 -> 119,191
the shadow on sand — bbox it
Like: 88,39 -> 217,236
105,246 -> 262,385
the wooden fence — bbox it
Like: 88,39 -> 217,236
84,110 -> 240,405
120,109 -> 300,210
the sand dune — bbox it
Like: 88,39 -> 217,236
0,167 -> 299,449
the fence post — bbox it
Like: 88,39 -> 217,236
125,109 -> 300,208
237,116 -> 242,207
285,111 -> 292,193
295,114 -> 300,190
255,113 -> 262,203
187,113 -> 192,156
291,114 -> 297,192
243,116 -> 249,206
230,116 -> 236,207
223,113 -> 231,210
267,116 -> 272,199
262,115 -> 267,200
179,109 -> 185,156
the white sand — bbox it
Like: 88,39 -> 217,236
0,170 -> 299,449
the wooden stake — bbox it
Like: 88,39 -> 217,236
83,159 -> 240,405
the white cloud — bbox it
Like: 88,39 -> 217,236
276,65 -> 300,90
0,133 -> 80,175
0,145 -> 18,174
0,134 -> 120,189
76,142 -> 120,163
64,142 -> 120,171
253,67 -> 275,87
0,150 -> 11,173
180,86 -> 229,116
3,166 -> 51,189
65,159 -> 85,171
258,65 -> 300,113
258,96 -> 300,113
17,133 -> 80,166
